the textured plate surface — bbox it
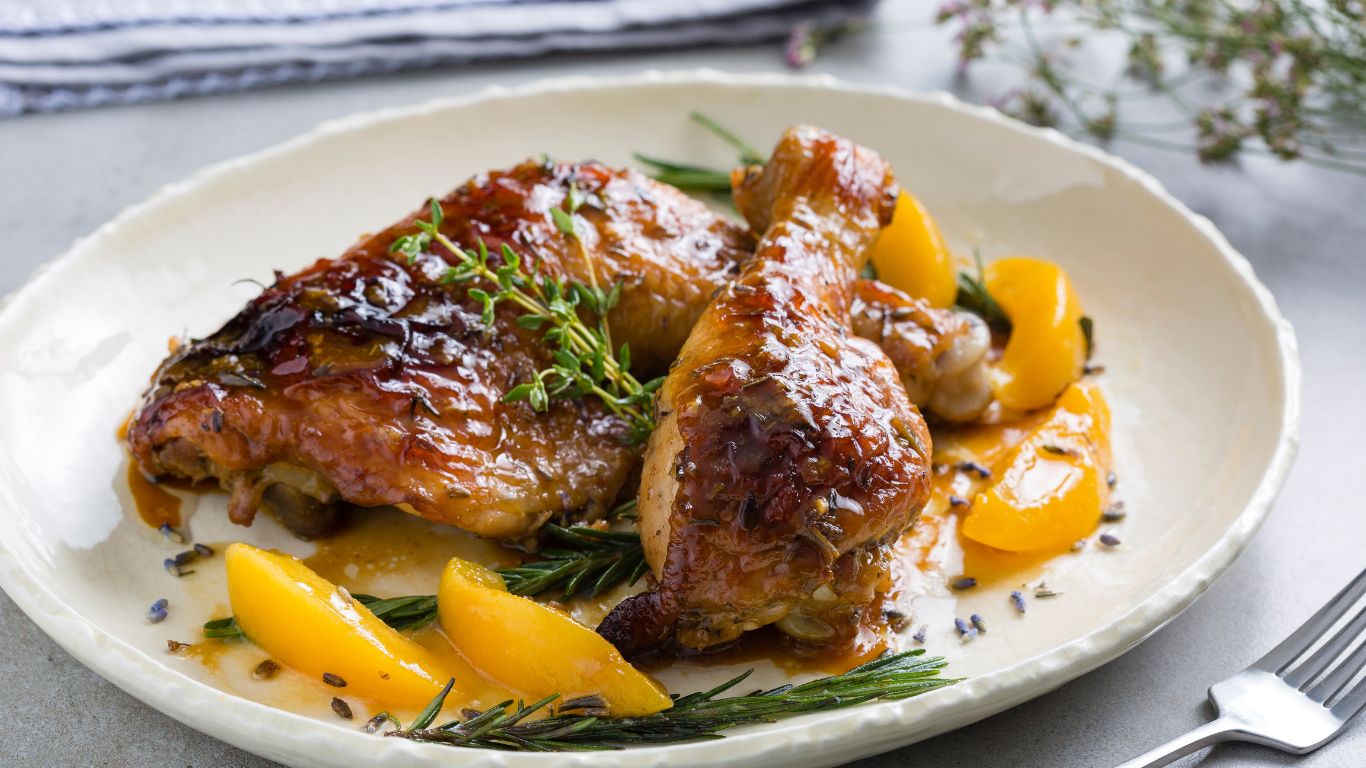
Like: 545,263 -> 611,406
0,71 -> 1299,768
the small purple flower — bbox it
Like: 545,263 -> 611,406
785,22 -> 817,69
970,614 -> 987,633
147,598 -> 168,623
1010,590 -> 1027,614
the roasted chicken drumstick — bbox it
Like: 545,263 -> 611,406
599,127 -> 933,654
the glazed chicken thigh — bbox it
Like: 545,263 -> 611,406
599,127 -> 933,654
128,160 -> 749,539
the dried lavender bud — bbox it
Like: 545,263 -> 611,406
363,712 -> 399,734
970,614 -> 987,634
193,543 -> 214,557
323,672 -> 347,688
158,523 -> 185,544
331,697 -> 353,719
955,461 -> 992,479
253,659 -> 281,680
954,617 -> 978,641
912,624 -> 928,644
1102,501 -> 1126,522
147,598 -> 168,624
948,495 -> 971,509
1099,532 -> 1122,547
1010,590 -> 1027,614
950,576 -> 977,590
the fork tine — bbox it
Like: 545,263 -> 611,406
1255,567 -> 1366,674
1309,634 -> 1366,704
1331,675 -> 1366,722
1282,603 -> 1366,689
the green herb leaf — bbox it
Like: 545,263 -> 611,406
953,250 -> 1011,334
498,524 -> 649,599
391,649 -> 958,751
551,207 -> 577,238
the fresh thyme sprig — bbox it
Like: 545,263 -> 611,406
499,524 -> 649,600
389,649 -> 957,751
390,198 -> 659,443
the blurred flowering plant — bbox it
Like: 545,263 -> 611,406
933,0 -> 1366,174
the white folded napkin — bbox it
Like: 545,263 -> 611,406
0,0 -> 872,116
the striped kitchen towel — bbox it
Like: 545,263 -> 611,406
0,0 -> 873,116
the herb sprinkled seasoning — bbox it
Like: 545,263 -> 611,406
331,697 -> 354,720
1106,471 -> 1118,489
1102,501 -> 1126,522
166,640 -> 191,653
1099,533 -> 1122,547
1010,590 -> 1027,614
193,543 -> 214,557
970,614 -> 987,634
147,598 -> 168,623
158,523 -> 185,544
950,576 -> 977,590
948,495 -> 971,510
323,672 -> 348,688
912,624 -> 928,644
253,659 -> 281,680
955,461 -> 992,479
954,617 -> 978,641
364,712 -> 400,734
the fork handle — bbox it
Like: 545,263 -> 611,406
1113,716 -> 1245,768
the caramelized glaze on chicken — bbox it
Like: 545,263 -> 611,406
127,160 -> 749,539
599,127 -> 933,654
129,149 -> 981,543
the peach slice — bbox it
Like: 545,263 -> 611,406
437,557 -> 671,716
870,190 -> 958,308
961,382 -> 1112,552
225,543 -> 452,707
985,256 -> 1088,411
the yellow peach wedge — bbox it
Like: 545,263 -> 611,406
437,557 -> 671,716
869,190 -> 958,308
985,256 -> 1088,411
225,543 -> 452,707
961,382 -> 1112,552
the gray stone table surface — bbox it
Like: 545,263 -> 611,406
1,1 -> 1363,765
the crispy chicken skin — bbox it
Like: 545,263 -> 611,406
127,160 -> 750,539
129,150 -> 978,543
851,280 -> 992,423
599,127 -> 933,654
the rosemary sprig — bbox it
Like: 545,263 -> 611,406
391,198 -> 660,444
634,111 -> 760,192
499,524 -> 649,600
389,649 -> 957,751
201,593 -> 439,639
954,249 -> 1011,334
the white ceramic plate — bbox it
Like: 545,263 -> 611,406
0,71 -> 1299,767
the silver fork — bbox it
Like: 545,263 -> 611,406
1117,567 -> 1366,767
